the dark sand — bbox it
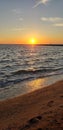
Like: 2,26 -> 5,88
0,80 -> 63,130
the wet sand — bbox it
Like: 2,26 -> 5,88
0,80 -> 63,130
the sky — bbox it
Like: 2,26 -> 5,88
0,0 -> 63,44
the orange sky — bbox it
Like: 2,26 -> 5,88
0,0 -> 63,44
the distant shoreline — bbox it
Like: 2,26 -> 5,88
0,43 -> 63,46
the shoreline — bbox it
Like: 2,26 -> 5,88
0,80 -> 63,129
0,74 -> 63,101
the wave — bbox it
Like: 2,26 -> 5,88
0,67 -> 63,88
12,68 -> 51,75
12,67 -> 63,76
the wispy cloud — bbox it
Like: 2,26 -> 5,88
33,0 -> 50,8
53,23 -> 63,27
41,17 -> 63,27
11,28 -> 25,31
41,17 -> 63,22
11,9 -> 23,22
11,9 -> 22,15
19,18 -> 23,21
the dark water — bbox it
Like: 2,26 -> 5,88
0,44 -> 63,88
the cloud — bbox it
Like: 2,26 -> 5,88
41,17 -> 63,27
33,0 -> 50,8
53,23 -> 63,27
11,9 -> 21,15
11,28 -> 25,31
41,17 -> 63,22
11,9 -> 23,22
19,18 -> 23,21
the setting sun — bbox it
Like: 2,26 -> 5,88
29,38 -> 37,45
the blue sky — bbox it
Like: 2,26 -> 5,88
0,0 -> 63,44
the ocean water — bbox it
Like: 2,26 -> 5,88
0,44 -> 63,100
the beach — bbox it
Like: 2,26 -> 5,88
0,0 -> 63,129
0,80 -> 63,130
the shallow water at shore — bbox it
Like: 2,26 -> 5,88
0,74 -> 63,100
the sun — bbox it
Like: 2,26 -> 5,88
31,39 -> 35,43
29,38 -> 36,45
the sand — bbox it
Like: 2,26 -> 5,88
0,80 -> 63,130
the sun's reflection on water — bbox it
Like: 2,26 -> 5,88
26,78 -> 45,92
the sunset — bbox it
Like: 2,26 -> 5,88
29,38 -> 37,45
0,0 -> 63,44
0,1 -> 63,130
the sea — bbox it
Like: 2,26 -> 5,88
0,44 -> 63,100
